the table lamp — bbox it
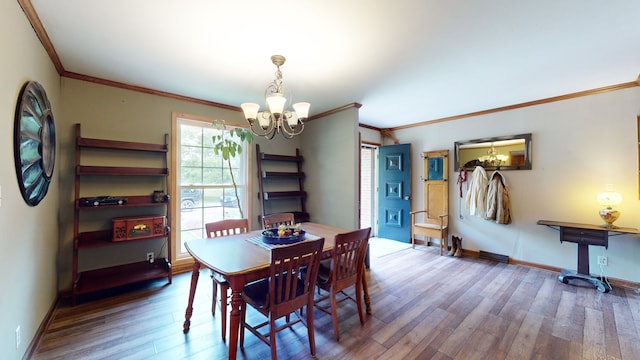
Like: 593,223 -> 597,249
596,188 -> 622,228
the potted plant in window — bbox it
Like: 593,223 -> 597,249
211,120 -> 253,218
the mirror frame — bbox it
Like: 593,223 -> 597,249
454,133 -> 532,171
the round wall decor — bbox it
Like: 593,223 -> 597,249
14,81 -> 56,206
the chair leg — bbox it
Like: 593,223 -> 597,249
331,289 -> 341,341
239,301 -> 246,347
220,283 -> 228,342
211,277 -> 217,315
306,301 -> 317,356
355,276 -> 365,325
269,316 -> 278,360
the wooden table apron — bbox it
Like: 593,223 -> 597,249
181,222 -> 371,360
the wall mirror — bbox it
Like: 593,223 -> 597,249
454,133 -> 531,171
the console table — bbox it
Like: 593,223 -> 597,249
537,220 -> 639,293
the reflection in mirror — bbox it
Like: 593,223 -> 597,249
454,133 -> 532,171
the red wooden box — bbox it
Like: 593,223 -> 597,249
112,215 -> 166,242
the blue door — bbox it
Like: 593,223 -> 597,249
377,144 -> 411,242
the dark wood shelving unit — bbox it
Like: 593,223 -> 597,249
74,260 -> 171,295
72,123 -> 172,305
256,144 -> 309,224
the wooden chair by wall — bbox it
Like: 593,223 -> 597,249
262,212 -> 295,229
313,227 -> 371,341
240,238 -> 325,360
410,150 -> 449,255
204,218 -> 249,341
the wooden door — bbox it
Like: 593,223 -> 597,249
377,144 -> 411,242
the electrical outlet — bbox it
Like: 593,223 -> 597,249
15,325 -> 20,349
597,256 -> 607,266
147,252 -> 154,263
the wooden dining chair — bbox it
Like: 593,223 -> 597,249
204,218 -> 249,341
240,238 -> 325,360
262,212 -> 295,229
313,227 -> 371,341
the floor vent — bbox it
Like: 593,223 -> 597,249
478,250 -> 509,264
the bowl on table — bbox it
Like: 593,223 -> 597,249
261,228 -> 306,245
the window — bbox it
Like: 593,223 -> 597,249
360,144 -> 378,233
172,114 -> 250,261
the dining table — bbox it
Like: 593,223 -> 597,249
182,222 -> 371,360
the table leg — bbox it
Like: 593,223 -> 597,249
576,243 -> 590,275
183,261 -> 201,333
226,282 -> 244,360
362,265 -> 371,315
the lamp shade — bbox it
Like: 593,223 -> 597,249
286,112 -> 299,127
240,103 -> 260,120
292,102 -> 310,119
597,191 -> 622,207
266,94 -> 286,115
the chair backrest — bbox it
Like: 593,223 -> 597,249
330,227 -> 371,291
205,218 -> 249,238
268,238 -> 325,319
262,212 -> 295,229
424,150 -> 449,226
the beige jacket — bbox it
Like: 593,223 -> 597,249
485,171 -> 512,224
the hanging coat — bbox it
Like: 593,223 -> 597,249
485,171 -> 512,224
465,166 -> 488,217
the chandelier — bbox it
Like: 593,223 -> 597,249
479,143 -> 509,166
240,55 -> 310,139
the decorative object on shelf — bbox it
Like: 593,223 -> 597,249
81,196 -> 127,207
152,190 -> 166,203
597,186 -> 622,228
112,215 -> 166,242
240,55 -> 310,139
13,81 -> 56,206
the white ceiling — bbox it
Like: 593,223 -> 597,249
29,0 -> 640,129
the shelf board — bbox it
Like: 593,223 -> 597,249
77,195 -> 168,209
75,260 -> 171,295
262,191 -> 307,200
77,166 -> 168,176
261,171 -> 305,179
77,137 -> 168,153
77,229 -> 168,248
259,152 -> 303,162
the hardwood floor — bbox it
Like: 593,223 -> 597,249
30,245 -> 640,359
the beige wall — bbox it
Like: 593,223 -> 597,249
302,107 -> 360,229
0,2 -> 61,358
397,86 -> 640,283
